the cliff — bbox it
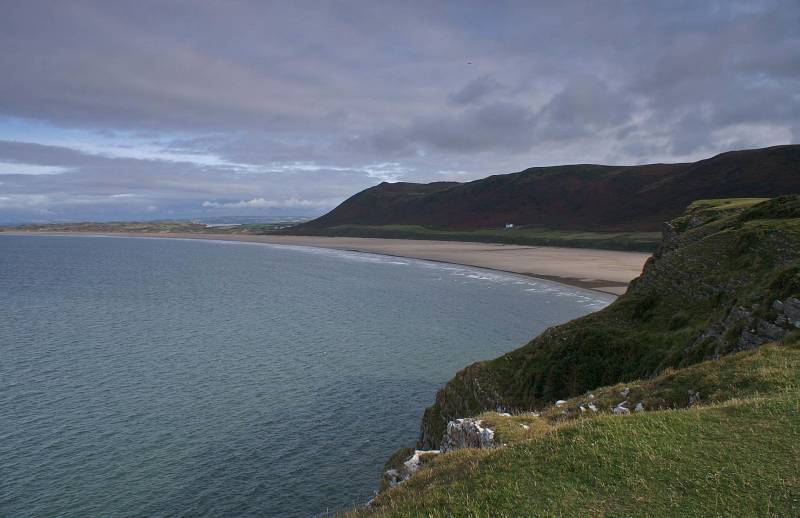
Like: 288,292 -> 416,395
417,195 -> 800,448
357,195 -> 800,516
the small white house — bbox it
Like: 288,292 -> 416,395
505,223 -> 515,229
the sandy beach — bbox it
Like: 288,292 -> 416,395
6,232 -> 652,295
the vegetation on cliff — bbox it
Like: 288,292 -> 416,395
355,195 -> 800,516
359,342 -> 800,516
417,195 -> 800,448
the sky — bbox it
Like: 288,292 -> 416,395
0,1 -> 798,223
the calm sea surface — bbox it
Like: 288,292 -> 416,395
0,235 -> 613,517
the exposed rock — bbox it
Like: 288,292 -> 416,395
383,468 -> 401,488
758,320 -> 787,341
588,402 -> 598,412
521,424 -> 530,430
555,400 -> 567,407
620,387 -> 630,398
635,402 -> 644,413
417,362 -> 506,450
440,418 -> 495,453
613,401 -> 630,415
383,450 -> 441,488
783,297 -> 800,327
692,303 -> 791,358
688,390 -> 701,405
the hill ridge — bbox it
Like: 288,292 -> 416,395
299,144 -> 800,232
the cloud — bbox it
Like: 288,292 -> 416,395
449,76 -> 503,105
201,197 -> 332,209
0,1 -> 797,221
0,140 -> 376,222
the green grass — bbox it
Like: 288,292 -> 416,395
359,344 -> 800,517
357,197 -> 800,516
362,395 -> 800,517
287,224 -> 662,252
416,196 -> 800,448
686,197 -> 769,213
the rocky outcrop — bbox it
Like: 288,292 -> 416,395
383,418 -> 496,491
417,362 -> 506,449
382,450 -> 440,488
440,418 -> 495,453
689,297 -> 798,358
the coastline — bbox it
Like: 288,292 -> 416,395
2,231 -> 651,295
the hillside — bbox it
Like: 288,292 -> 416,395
358,344 -> 800,516
415,195 -> 800,448
298,145 -> 800,234
354,195 -> 800,516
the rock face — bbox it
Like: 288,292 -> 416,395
383,450 -> 440,488
689,298 -> 797,358
440,418 -> 495,453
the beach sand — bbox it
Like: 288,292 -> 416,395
7,232 -> 652,295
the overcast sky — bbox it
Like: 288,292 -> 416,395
0,1 -> 798,222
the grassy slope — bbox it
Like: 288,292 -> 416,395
360,343 -> 800,517
417,196 -> 800,448
287,224 -> 662,252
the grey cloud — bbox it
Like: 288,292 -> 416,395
371,101 -> 537,155
0,1 -> 798,221
449,76 -> 503,105
534,78 -> 635,141
0,140 -> 377,222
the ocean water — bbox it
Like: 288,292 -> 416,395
0,235 -> 613,517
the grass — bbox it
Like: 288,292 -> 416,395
686,197 -> 769,213
358,344 -> 800,517
416,196 -> 800,448
286,224 -> 662,252
362,395 -> 800,517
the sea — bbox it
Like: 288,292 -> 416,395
0,235 -> 614,517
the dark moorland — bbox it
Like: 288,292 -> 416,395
299,144 -> 800,233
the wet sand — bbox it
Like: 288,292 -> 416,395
6,232 -> 652,295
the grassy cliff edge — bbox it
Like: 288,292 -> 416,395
417,195 -> 800,448
358,195 -> 800,516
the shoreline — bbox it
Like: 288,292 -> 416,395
1,231 -> 652,295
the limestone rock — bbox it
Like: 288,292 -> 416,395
440,418 -> 495,453
383,450 -> 440,488
613,401 -> 630,415
758,320 -> 787,341
383,468 -> 401,488
782,297 -> 800,327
